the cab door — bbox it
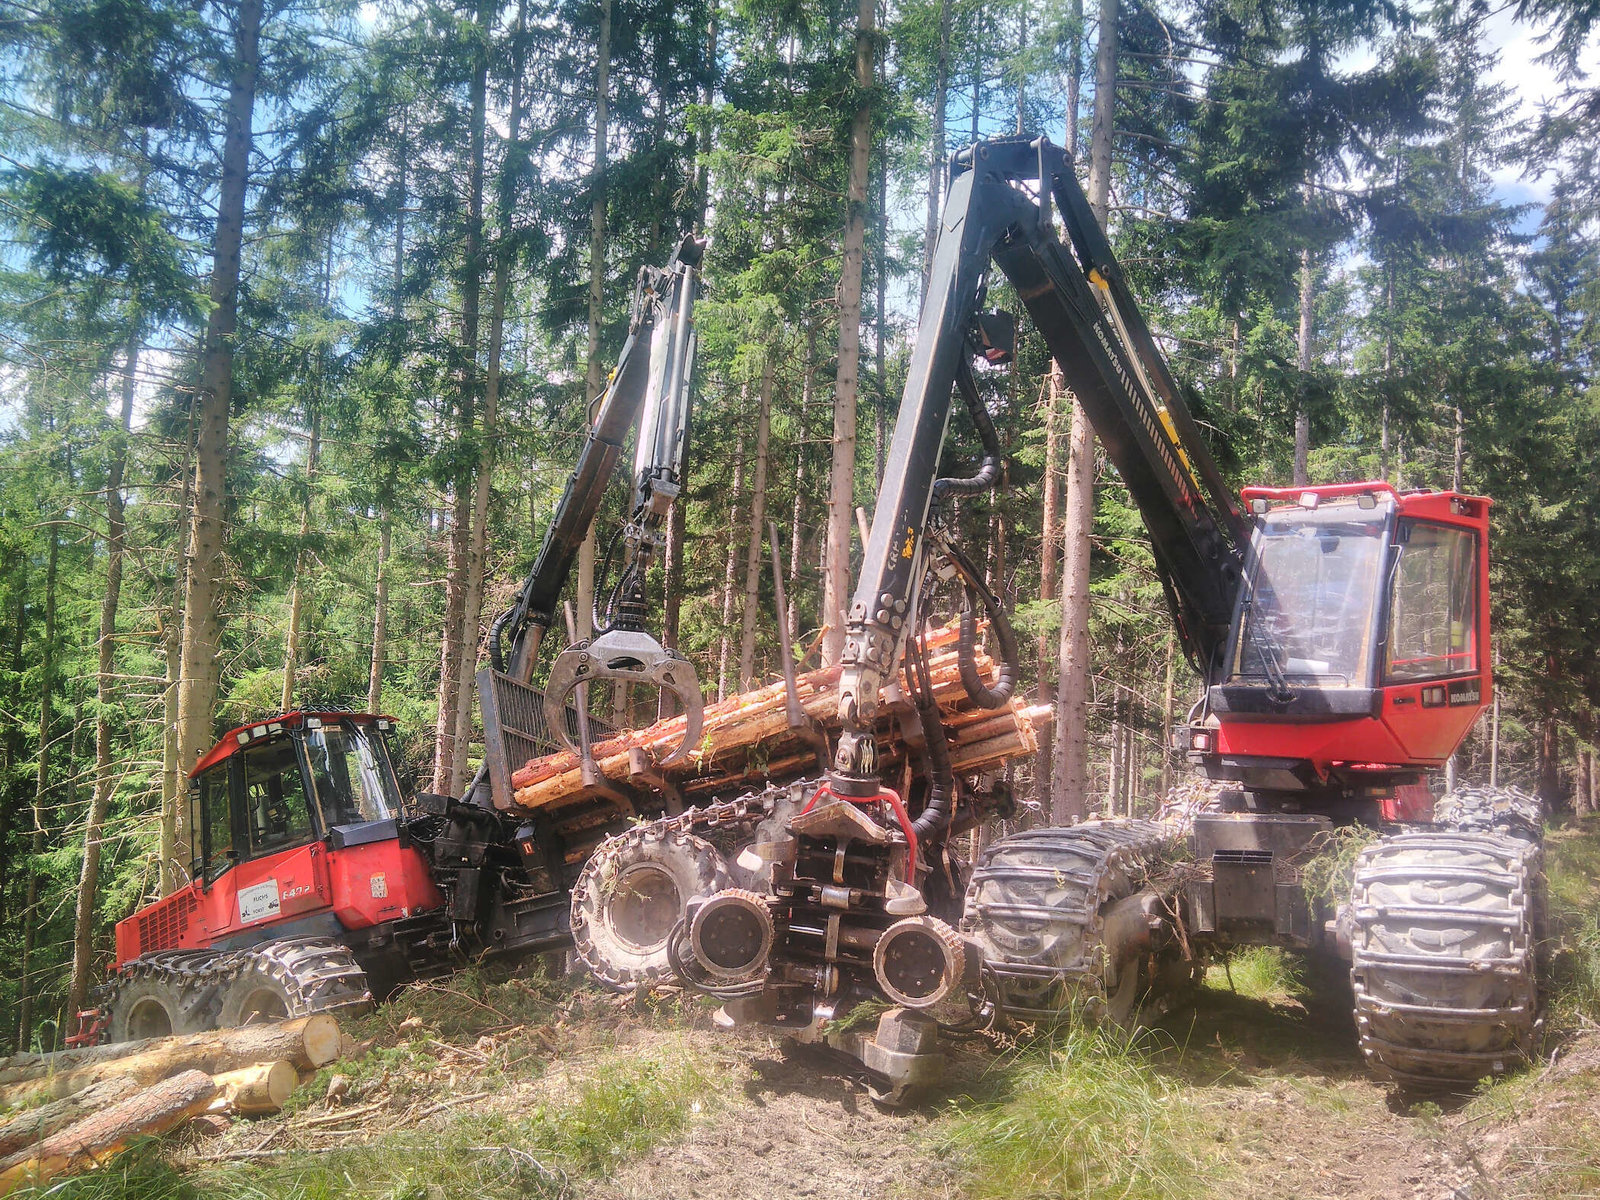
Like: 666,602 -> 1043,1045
210,737 -> 334,939
1379,519 -> 1490,762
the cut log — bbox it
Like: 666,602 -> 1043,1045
0,1077 -> 142,1159
510,638 -> 1019,811
0,1016 -> 340,1108
0,1069 -> 216,1195
209,1059 -> 298,1116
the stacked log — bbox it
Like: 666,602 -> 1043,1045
0,1016 -> 345,1195
510,622 -> 1050,815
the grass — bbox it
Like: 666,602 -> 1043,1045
1204,947 -> 1303,1005
931,1023 -> 1223,1200
1540,821 -> 1600,1028
5,1004 -> 720,1200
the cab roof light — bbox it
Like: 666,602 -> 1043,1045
1357,493 -> 1377,510
236,731 -> 250,746
1297,491 -> 1320,509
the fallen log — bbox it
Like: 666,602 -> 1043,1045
208,1060 -> 298,1116
0,1077 -> 142,1159
0,1016 -> 340,1108
0,1069 -> 216,1195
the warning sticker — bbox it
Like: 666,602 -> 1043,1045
369,873 -> 388,899
238,879 -> 281,925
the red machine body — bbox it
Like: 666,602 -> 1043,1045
1191,482 -> 1491,811
114,712 -> 444,966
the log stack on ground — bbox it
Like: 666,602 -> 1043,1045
0,1017 -> 346,1195
509,621 -> 1049,816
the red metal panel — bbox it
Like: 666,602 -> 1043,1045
325,840 -> 444,930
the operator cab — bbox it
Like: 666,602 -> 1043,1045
185,712 -> 408,888
1198,484 -> 1491,795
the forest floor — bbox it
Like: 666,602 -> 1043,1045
23,820 -> 1600,1200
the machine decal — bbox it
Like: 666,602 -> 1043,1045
238,879 -> 281,925
370,873 -> 388,899
1448,679 -> 1483,706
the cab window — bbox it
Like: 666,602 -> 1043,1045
199,765 -> 234,881
1385,522 -> 1479,682
240,739 -> 316,856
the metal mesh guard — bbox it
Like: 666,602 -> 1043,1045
478,668 -> 611,809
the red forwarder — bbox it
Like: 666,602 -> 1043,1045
97,712 -> 448,1043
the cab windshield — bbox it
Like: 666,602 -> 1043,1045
302,721 -> 402,828
1230,501 -> 1391,688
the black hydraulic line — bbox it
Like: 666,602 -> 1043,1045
932,356 -> 1001,503
940,537 -> 1018,710
906,627 -> 957,841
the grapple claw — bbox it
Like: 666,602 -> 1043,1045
543,628 -> 705,768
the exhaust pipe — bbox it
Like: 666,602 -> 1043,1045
689,889 -> 775,982
873,916 -> 967,1009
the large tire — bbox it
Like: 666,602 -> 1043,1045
106,975 -> 188,1043
1348,826 -> 1540,1089
961,820 -> 1183,1024
571,825 -> 731,990
216,939 -> 372,1027
104,953 -> 221,1043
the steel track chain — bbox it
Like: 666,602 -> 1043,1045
1349,820 -> 1541,1090
960,819 -> 1179,1021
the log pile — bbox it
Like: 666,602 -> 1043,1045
509,622 -> 1051,815
0,1016 -> 346,1195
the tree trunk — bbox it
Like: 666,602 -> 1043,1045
1293,192 -> 1315,487
210,1059 -> 297,1115
821,0 -> 875,667
1036,374 -> 1063,791
1050,0 -> 1115,825
367,517 -> 390,713
432,0 -> 492,793
1066,0 -> 1083,154
0,1070 -> 218,1192
1159,629 -> 1175,800
68,339 -> 137,1021
0,1016 -> 341,1106
449,3 -> 529,794
921,0 -> 950,304
576,0 -> 614,647
0,1077 -> 141,1160
17,523 -> 59,1052
788,324 -> 817,641
738,354 -> 776,691
718,431 -> 748,702
174,0 -> 262,891
280,406 -> 320,711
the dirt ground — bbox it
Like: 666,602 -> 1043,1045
592,981 -> 1598,1200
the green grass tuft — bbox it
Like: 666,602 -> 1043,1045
1205,947 -> 1303,1004
931,1023 -> 1221,1200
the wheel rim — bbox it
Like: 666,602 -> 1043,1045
610,864 -> 683,952
125,996 -> 174,1040
235,986 -> 290,1025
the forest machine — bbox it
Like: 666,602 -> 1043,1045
95,138 -> 1539,1105
86,235 -> 709,1044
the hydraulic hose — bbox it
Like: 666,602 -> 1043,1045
942,539 -> 1019,710
931,356 -> 1002,503
907,631 -> 958,842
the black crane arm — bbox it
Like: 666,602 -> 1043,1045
494,234 -> 704,685
832,136 -> 1242,794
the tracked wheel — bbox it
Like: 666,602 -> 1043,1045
961,820 -> 1184,1024
571,825 -> 731,990
104,952 -> 223,1042
1348,823 -> 1540,1090
216,939 -> 372,1027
